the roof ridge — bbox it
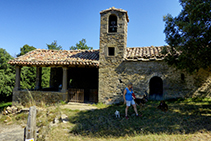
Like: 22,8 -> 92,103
31,48 -> 100,52
100,7 -> 129,22
127,46 -> 166,48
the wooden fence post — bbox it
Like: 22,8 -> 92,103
25,106 -> 36,141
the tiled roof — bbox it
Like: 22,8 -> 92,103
100,7 -> 129,22
125,46 -> 169,61
8,49 -> 99,67
8,46 -> 172,67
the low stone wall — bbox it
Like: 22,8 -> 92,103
13,90 -> 67,105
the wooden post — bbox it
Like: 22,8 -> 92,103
25,106 -> 36,141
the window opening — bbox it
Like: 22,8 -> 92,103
181,73 -> 185,81
109,15 -> 117,32
108,47 -> 115,56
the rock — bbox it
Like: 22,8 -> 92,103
6,121 -> 13,125
6,107 -> 12,114
2,110 -> 7,115
2,106 -> 23,115
60,114 -> 68,123
11,106 -> 18,113
4,116 -> 12,125
21,124 -> 26,128
53,117 -> 59,124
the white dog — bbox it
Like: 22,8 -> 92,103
115,110 -> 120,118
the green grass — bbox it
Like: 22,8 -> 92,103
0,102 -> 12,111
66,98 -> 211,139
1,98 -> 211,141
91,102 -> 110,109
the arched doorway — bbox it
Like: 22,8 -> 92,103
149,76 -> 163,100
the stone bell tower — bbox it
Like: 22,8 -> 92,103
99,7 -> 129,104
99,7 -> 129,64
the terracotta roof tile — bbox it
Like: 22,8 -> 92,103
8,49 -> 99,67
100,7 -> 129,22
124,46 -> 168,61
8,46 -> 174,66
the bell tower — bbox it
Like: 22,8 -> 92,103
98,7 -> 129,103
99,7 -> 129,65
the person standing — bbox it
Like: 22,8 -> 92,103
123,82 -> 141,119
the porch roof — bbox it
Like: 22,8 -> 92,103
8,49 -> 99,67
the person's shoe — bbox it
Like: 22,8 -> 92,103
125,116 -> 129,119
136,114 -> 142,117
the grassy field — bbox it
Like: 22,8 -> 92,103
0,98 -> 211,141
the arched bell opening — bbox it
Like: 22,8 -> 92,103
109,14 -> 117,32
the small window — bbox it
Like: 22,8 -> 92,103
108,47 -> 115,56
181,73 -> 185,81
109,15 -> 117,32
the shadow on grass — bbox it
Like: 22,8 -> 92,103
68,99 -> 211,138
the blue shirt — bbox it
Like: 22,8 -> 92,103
125,87 -> 133,101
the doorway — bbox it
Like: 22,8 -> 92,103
149,76 -> 163,100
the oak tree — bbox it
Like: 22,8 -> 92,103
163,0 -> 211,73
70,39 -> 93,50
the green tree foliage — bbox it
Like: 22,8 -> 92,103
0,48 -> 15,100
163,0 -> 211,73
18,45 -> 37,89
47,40 -> 62,50
44,40 -> 63,87
20,66 -> 36,89
41,67 -> 50,88
70,39 -> 93,50
18,45 -> 51,89
17,44 -> 36,57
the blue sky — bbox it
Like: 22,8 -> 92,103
0,0 -> 182,57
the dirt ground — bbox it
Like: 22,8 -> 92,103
0,123 -> 24,141
0,102 -> 98,141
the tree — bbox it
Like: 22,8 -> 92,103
47,40 -> 62,50
41,67 -> 50,88
44,40 -> 63,88
163,0 -> 211,73
0,48 -> 15,101
18,45 -> 37,89
17,44 -> 36,57
70,39 -> 93,50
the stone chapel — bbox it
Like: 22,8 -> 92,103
8,7 -> 211,105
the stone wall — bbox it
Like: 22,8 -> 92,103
188,68 -> 211,98
99,60 -> 211,104
13,90 -> 67,105
99,9 -> 128,104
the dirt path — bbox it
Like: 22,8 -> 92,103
60,102 -> 98,110
0,123 -> 24,141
